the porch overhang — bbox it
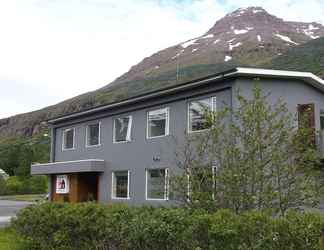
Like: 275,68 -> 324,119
31,159 -> 105,175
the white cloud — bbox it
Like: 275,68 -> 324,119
0,0 -> 323,118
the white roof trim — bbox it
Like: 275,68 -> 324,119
32,159 -> 104,167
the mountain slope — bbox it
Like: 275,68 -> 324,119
262,37 -> 324,78
107,6 -> 324,88
1,6 -> 324,139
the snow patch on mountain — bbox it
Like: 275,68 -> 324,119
224,55 -> 232,62
274,34 -> 299,45
229,42 -> 242,51
233,29 -> 248,34
253,9 -> 263,13
232,26 -> 253,35
308,24 -> 320,30
201,34 -> 214,39
257,35 -> 262,42
303,24 -> 320,39
181,39 -> 198,48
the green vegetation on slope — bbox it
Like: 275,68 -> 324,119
262,37 -> 324,78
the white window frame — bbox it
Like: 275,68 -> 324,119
62,128 -> 76,151
113,116 -> 133,143
111,170 -> 130,200
187,96 -> 217,134
146,107 -> 170,139
320,110 -> 324,131
145,168 -> 169,201
85,122 -> 101,148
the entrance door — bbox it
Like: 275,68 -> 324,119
51,173 -> 99,203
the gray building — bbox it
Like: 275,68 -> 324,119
31,67 -> 324,204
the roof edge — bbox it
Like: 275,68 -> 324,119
48,67 -> 324,124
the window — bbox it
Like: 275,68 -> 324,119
113,116 -> 132,143
147,108 -> 169,138
188,96 -> 216,132
297,103 -> 316,145
146,168 -> 169,200
86,123 -> 101,147
62,128 -> 75,150
112,171 -> 130,199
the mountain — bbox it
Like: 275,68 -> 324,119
1,6 -> 324,139
263,37 -> 324,78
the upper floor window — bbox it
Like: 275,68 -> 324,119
113,116 -> 132,143
297,103 -> 316,145
320,110 -> 324,131
86,123 -> 101,147
146,168 -> 169,200
188,96 -> 216,132
112,170 -> 130,199
147,108 -> 169,139
62,128 -> 75,150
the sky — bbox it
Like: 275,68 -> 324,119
1,0 -> 324,119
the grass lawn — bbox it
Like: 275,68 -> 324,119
0,228 -> 24,250
0,194 -> 45,202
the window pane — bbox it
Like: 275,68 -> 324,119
115,117 -> 131,142
148,109 -> 168,138
321,111 -> 324,131
113,171 -> 129,198
88,124 -> 100,146
64,129 -> 74,149
147,169 -> 166,199
189,98 -> 212,132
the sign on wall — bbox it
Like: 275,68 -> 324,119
56,175 -> 69,194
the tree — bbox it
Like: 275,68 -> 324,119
0,132 -> 50,177
172,84 -> 322,215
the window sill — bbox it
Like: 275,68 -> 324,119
146,198 -> 169,201
113,140 -> 132,144
62,147 -> 76,152
146,134 -> 170,140
111,197 -> 130,200
187,128 -> 210,134
85,144 -> 101,148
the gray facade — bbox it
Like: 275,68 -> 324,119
31,68 -> 324,205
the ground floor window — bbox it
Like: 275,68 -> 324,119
112,171 -> 130,199
146,168 -> 169,200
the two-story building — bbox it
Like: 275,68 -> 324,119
31,68 -> 324,204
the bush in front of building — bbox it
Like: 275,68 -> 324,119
2,175 -> 47,195
12,202 -> 324,250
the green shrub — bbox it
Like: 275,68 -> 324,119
2,176 -> 47,195
12,203 -> 324,250
0,175 -> 7,195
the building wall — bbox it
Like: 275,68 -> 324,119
232,78 -> 324,131
51,76 -> 324,205
53,81 -> 232,205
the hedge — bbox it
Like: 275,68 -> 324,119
0,176 -> 47,196
12,203 -> 324,250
